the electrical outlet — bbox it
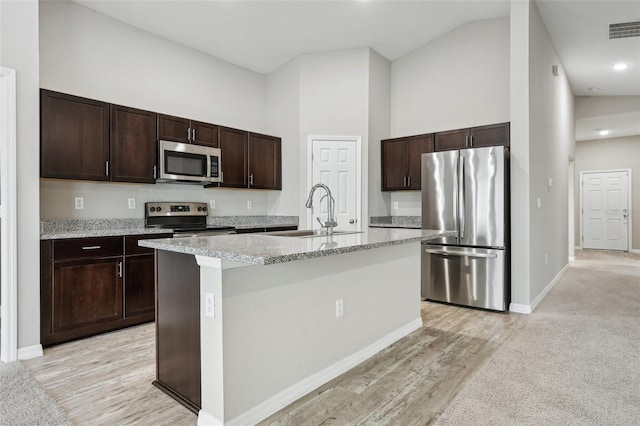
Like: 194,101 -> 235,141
544,254 -> 548,265
127,198 -> 136,209
205,292 -> 215,318
74,197 -> 84,210
393,202 -> 399,210
247,200 -> 253,210
335,298 -> 344,318
210,199 -> 216,209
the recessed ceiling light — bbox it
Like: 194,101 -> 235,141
613,63 -> 629,71
597,129 -> 610,136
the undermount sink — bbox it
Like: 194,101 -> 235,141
268,229 -> 363,238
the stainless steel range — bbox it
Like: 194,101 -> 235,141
145,202 -> 235,238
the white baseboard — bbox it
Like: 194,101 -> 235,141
18,344 -> 43,360
509,303 -> 532,314
630,249 -> 640,254
569,256 -> 575,262
197,318 -> 423,426
510,264 -> 569,315
197,410 -> 223,426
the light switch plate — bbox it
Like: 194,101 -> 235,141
127,198 -> 136,209
393,202 -> 399,210
247,200 -> 253,210
536,197 -> 542,209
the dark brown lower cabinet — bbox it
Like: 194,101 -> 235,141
41,233 -> 170,347
154,250 -> 202,413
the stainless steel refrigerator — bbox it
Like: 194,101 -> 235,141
421,146 -> 509,311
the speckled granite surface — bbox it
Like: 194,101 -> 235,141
40,216 -> 299,240
39,219 -> 170,240
369,216 -> 421,229
139,228 -> 453,265
208,215 -> 298,229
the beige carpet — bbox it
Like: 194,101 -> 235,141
435,249 -> 640,425
0,360 -> 71,425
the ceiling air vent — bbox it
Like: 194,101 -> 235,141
609,20 -> 640,39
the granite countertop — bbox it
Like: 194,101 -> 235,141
139,228 -> 453,266
369,216 -> 421,229
40,216 -> 299,240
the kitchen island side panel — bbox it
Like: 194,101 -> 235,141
198,242 -> 421,423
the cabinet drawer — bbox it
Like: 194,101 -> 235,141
54,237 -> 123,261
125,233 -> 173,255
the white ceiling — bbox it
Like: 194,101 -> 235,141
72,0 -> 640,139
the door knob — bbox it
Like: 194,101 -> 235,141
349,219 -> 356,224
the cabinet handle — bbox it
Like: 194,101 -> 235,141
408,176 -> 411,186
82,245 -> 101,250
221,171 -> 224,183
187,127 -> 191,141
470,135 -> 474,145
465,135 -> 469,146
153,165 -> 157,179
117,261 -> 123,278
192,128 -> 196,141
249,174 -> 254,185
105,161 -> 109,176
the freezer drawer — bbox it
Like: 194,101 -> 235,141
421,245 -> 506,311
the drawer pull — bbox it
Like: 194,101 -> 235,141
82,246 -> 102,250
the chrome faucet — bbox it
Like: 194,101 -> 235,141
305,183 -> 338,234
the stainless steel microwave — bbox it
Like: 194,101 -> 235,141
157,140 -> 221,184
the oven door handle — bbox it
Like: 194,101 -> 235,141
424,248 -> 497,259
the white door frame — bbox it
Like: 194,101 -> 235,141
579,168 -> 632,251
1,67 -> 18,362
307,135 -> 362,230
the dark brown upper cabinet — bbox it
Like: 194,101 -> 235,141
158,114 -> 219,148
248,133 -> 282,190
382,134 -> 434,191
218,126 -> 248,188
110,105 -> 157,183
469,122 -> 510,147
213,128 -> 282,190
435,122 -> 510,151
41,90 -> 110,181
434,128 -> 469,151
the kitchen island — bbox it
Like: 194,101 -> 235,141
140,228 -> 451,426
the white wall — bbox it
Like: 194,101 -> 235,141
367,49 -> 391,217
266,58 -> 301,217
0,0 -> 41,351
298,48 -> 371,228
389,18 -> 511,216
39,0 -> 271,219
575,135 -> 640,249
575,96 -> 640,119
509,0 -> 575,311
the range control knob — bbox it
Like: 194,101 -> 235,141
150,207 -> 156,212
157,207 -> 162,212
197,207 -> 203,212
202,206 -> 208,212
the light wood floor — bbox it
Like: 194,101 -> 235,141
25,302 -> 521,425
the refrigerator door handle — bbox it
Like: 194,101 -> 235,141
424,248 -> 497,259
459,156 -> 465,240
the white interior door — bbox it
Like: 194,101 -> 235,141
582,170 -> 630,251
310,137 -> 360,231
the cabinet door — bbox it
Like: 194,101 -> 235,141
407,134 -> 434,189
470,122 -> 510,147
435,128 -> 469,151
381,138 -> 409,191
219,127 -> 248,188
52,258 -> 123,333
110,105 -> 157,183
40,89 -> 110,181
248,133 -> 281,190
191,121 -> 219,148
124,255 -> 155,318
158,114 -> 190,143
